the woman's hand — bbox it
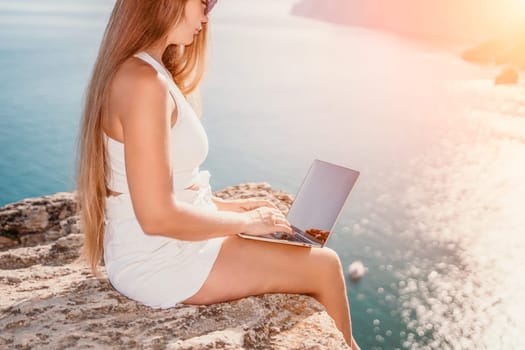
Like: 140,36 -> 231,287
233,198 -> 279,212
240,206 -> 294,236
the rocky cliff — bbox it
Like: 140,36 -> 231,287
0,184 -> 350,349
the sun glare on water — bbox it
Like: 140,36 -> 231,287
512,0 -> 525,18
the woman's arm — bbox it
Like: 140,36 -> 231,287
145,196 -> 289,241
212,196 -> 281,213
211,196 -> 245,212
114,62 -> 292,240
148,197 -> 250,240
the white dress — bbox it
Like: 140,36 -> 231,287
103,51 -> 225,308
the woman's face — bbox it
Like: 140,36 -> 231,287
168,0 -> 209,46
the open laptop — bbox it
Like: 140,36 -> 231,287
238,159 -> 360,248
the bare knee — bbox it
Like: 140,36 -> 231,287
322,247 -> 344,273
313,247 -> 345,287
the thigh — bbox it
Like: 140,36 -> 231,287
182,234 -> 342,305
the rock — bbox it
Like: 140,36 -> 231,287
494,40 -> 525,69
461,38 -> 525,77
0,192 -> 77,250
462,39 -> 506,64
0,188 -> 349,349
0,236 -> 17,249
348,261 -> 366,282
495,66 -> 519,85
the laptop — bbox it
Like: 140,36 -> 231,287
238,159 -> 360,248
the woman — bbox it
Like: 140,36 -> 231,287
76,1 -> 360,348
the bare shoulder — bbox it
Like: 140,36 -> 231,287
110,57 -> 174,118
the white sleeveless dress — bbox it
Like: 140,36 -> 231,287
103,52 -> 225,308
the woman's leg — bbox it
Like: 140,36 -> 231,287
182,235 -> 359,349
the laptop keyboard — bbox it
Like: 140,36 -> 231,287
272,231 -> 317,244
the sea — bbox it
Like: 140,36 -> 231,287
1,1 -> 524,349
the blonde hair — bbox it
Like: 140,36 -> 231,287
76,0 -> 208,275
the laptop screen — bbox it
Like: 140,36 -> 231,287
286,159 -> 360,243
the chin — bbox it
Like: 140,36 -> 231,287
184,37 -> 196,46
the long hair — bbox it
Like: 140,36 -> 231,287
76,0 -> 208,275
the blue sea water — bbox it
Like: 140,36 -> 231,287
1,1 -> 525,349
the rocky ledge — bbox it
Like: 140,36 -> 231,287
0,185 -> 349,349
